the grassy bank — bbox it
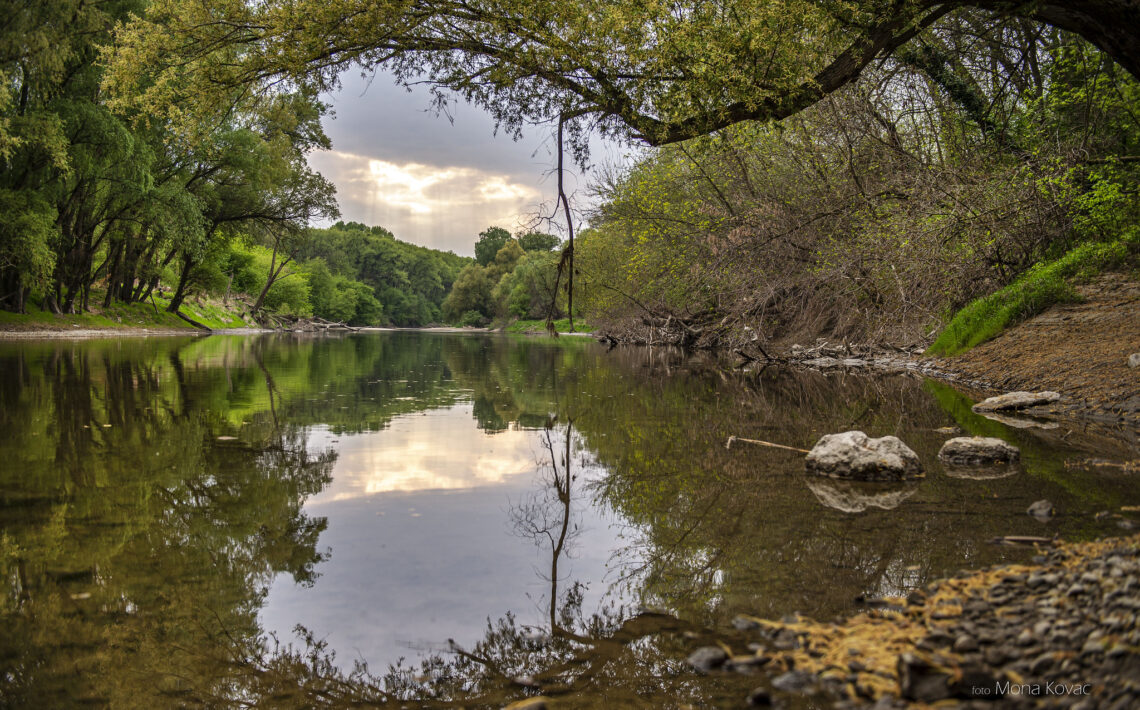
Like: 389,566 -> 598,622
0,292 -> 256,332
929,230 -> 1140,356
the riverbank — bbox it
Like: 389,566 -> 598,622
599,270 -> 1140,428
0,293 -> 257,335
686,533 -> 1140,709
933,273 -> 1140,424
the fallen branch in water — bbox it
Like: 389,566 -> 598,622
725,435 -> 810,454
988,535 -> 1057,546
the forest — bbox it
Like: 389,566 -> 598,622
2,1 -> 1138,348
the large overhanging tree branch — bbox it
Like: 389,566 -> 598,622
105,1 -> 1140,146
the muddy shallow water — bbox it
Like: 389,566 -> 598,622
1,332 -> 1136,707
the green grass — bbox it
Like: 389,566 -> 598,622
0,301 -> 190,330
155,293 -> 253,330
0,291 -> 256,332
928,229 -> 1140,356
502,317 -> 590,334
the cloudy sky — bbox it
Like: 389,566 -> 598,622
311,72 -> 631,257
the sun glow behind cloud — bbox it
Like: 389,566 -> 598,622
306,404 -> 542,504
309,149 -> 543,253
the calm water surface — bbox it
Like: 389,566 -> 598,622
1,332 -> 1137,707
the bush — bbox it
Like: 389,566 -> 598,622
459,309 -> 487,327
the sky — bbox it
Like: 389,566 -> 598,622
311,71 -> 633,257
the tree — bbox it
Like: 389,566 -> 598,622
474,226 -> 512,266
518,231 -> 560,253
441,263 -> 492,323
106,1 -> 1140,149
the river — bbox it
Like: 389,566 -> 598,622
1,331 -> 1136,707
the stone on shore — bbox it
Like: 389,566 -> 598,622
1129,353 -> 1140,368
972,390 -> 1061,412
937,436 -> 1020,466
686,646 -> 728,673
1028,499 -> 1055,519
805,431 -> 923,481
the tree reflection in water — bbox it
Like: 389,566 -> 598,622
207,423 -> 755,708
4,334 -> 1138,708
0,342 -> 336,708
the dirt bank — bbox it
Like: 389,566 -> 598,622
935,273 -> 1140,424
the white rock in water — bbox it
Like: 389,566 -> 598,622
1028,499 -> 1055,519
972,391 -> 1061,412
805,431 -> 924,481
938,436 -> 1020,466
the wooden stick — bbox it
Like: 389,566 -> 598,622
988,535 -> 1056,546
725,435 -> 810,454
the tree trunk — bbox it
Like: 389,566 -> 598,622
166,255 -> 196,313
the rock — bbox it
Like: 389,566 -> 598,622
897,653 -> 952,703
771,669 -> 816,692
972,391 -> 1061,412
953,634 -> 979,652
1030,651 -> 1056,674
1028,499 -> 1055,519
686,646 -> 728,673
747,688 -> 773,706
805,431 -> 924,481
938,437 -> 1020,466
1129,353 -> 1140,368
804,478 -> 918,512
727,654 -> 772,672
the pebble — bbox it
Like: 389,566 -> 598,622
686,646 -> 728,673
770,669 -> 816,692
723,537 -> 1140,709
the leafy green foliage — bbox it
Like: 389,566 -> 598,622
105,0 -> 1140,152
517,232 -> 560,253
301,221 -> 469,326
442,264 -> 493,323
474,226 -> 512,267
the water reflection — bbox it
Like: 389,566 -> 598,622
804,478 -> 919,513
0,339 -> 334,707
307,405 -> 538,501
0,333 -> 1137,708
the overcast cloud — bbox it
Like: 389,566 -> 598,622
311,72 -> 625,256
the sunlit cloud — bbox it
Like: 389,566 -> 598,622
309,150 -> 544,254
307,404 -> 543,503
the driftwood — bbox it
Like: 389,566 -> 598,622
255,312 -> 360,332
988,535 -> 1057,546
725,435 -> 810,454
